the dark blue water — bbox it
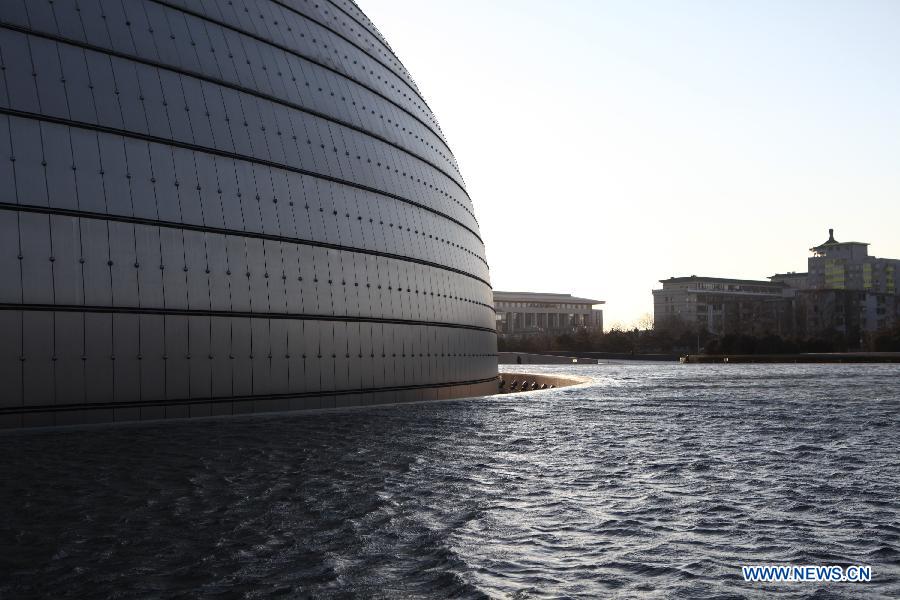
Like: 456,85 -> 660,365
1,364 -> 899,598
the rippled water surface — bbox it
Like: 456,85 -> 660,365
2,363 -> 900,598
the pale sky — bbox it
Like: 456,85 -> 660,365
358,0 -> 900,328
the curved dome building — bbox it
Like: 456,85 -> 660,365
0,0 -> 496,427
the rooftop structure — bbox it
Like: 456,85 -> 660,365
768,272 -> 810,291
810,228 -> 869,257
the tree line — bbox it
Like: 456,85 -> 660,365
498,318 -> 900,355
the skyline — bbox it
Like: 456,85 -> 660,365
359,0 -> 900,328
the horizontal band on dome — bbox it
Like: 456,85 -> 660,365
0,21 -> 468,197
0,107 -> 485,247
0,375 -> 500,416
0,202 -> 492,289
0,303 -> 500,332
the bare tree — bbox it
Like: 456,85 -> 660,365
634,313 -> 655,331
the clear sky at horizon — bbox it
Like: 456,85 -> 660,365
357,0 -> 900,329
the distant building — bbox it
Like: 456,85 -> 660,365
494,292 -> 604,337
653,276 -> 791,336
653,229 -> 900,341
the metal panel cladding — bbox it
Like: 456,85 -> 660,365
0,0 -> 497,428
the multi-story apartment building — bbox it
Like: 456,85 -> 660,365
797,229 -> 900,337
653,276 -> 792,336
494,292 -> 604,337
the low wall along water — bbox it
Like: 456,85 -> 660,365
497,372 -> 588,393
